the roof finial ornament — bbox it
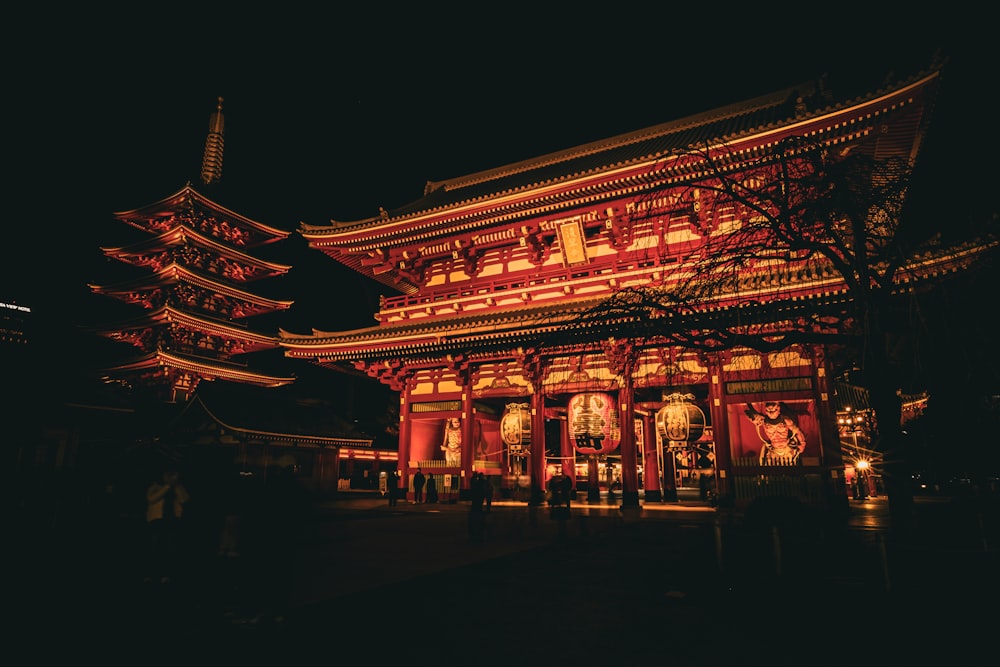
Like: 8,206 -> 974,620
379,206 -> 390,220
794,95 -> 807,116
200,97 -> 225,186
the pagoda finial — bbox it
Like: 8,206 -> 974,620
200,96 -> 225,186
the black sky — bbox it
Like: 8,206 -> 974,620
5,11 -> 994,345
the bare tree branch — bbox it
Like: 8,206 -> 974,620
553,129 -> 998,533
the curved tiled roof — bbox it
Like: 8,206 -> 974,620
299,60 -> 944,297
99,225 -> 292,276
115,183 -> 291,246
184,384 -> 376,446
89,262 -> 294,313
103,349 -> 295,388
279,297 -> 594,360
90,304 -> 280,353
309,61 -> 940,234
397,84 -> 816,218
279,234 -> 996,366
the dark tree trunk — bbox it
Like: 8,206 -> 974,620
866,328 -> 915,540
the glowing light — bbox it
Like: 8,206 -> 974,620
568,393 -> 620,454
500,402 -> 532,451
655,392 -> 706,443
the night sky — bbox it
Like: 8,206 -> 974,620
4,12 -> 993,389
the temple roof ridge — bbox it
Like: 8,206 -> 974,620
188,396 -> 372,446
311,59 -> 943,234
99,224 -> 293,275
278,230 -> 992,365
89,262 -> 295,311
113,183 -> 292,245
90,302 -> 280,342
427,81 -> 820,196
179,384 -> 377,444
102,349 -> 295,388
279,298 -> 595,344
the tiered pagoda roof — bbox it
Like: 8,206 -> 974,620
89,263 -> 293,319
94,184 -> 295,400
112,185 -> 291,247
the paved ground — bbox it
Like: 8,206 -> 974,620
14,493 -> 999,664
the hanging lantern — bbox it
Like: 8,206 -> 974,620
568,392 -> 621,455
655,392 -> 706,447
500,402 -> 532,454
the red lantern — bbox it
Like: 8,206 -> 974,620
500,402 -> 532,453
655,392 -> 706,446
568,392 -> 620,454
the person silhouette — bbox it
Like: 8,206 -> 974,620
425,473 -> 438,503
482,474 -> 493,512
468,472 -> 487,542
144,466 -> 190,584
412,468 -> 426,504
386,470 -> 399,507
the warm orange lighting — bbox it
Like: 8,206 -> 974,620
340,450 -> 398,461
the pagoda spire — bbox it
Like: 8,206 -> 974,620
200,96 -> 225,186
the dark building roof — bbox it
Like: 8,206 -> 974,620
170,380 -> 377,447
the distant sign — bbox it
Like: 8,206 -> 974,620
725,377 -> 812,395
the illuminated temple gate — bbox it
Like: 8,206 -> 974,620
280,61 -> 958,510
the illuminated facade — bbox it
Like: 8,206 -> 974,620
280,61 -> 972,509
90,185 -> 296,401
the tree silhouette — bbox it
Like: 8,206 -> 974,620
562,130 -> 998,534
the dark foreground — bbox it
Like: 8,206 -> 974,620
13,494 -> 999,665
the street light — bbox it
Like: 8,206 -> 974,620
855,458 -> 870,499
838,407 -> 868,499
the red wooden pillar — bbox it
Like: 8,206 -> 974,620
642,413 -> 662,502
619,376 -> 640,509
810,345 -> 849,505
560,415 -> 575,494
704,353 -> 731,501
461,381 -> 474,493
529,389 -> 546,506
586,456 -> 601,502
398,391 -> 413,501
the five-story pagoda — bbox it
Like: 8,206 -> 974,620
89,99 -> 295,401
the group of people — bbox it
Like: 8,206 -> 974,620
389,467 -> 441,505
467,471 -> 493,542
389,468 -> 499,514
470,471 -> 493,512
388,468 -> 497,541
